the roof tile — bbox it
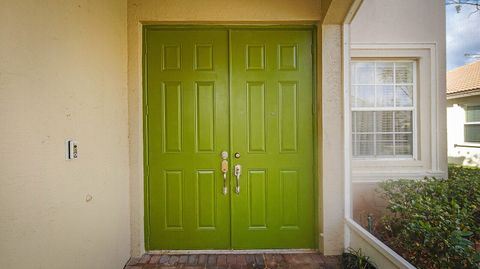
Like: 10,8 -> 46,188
447,60 -> 480,96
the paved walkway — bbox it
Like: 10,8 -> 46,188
125,253 -> 341,269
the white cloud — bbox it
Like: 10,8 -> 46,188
446,4 -> 480,70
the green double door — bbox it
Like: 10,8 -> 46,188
144,27 -> 314,250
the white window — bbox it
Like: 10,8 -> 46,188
351,61 -> 416,158
465,105 -> 480,143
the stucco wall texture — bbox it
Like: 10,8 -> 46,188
0,1 -> 130,269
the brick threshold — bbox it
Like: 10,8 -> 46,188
125,253 -> 342,269
147,249 -> 318,255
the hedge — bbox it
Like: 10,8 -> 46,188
377,166 -> 480,269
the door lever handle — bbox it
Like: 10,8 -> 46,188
221,159 -> 228,195
234,164 -> 242,194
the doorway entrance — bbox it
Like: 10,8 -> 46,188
144,27 -> 315,250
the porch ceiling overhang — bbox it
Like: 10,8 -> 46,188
321,0 -> 356,24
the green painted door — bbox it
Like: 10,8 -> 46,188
145,27 -> 314,250
230,30 -> 314,249
144,29 -> 230,249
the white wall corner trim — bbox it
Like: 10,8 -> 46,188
342,0 -> 364,251
346,218 -> 417,269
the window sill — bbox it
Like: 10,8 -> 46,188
352,158 -> 424,168
454,143 -> 480,148
352,156 -> 415,161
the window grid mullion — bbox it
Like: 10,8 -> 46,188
353,112 -> 356,156
352,83 -> 413,86
351,107 -> 414,112
374,62 -> 377,108
353,131 -> 412,134
373,111 -> 377,156
393,62 -> 397,108
393,111 -> 396,156
373,62 -> 377,156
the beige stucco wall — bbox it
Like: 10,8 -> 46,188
321,25 -> 345,255
447,96 -> 480,166
0,1 -> 130,269
351,182 -> 387,228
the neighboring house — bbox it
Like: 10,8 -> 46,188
0,1 -> 446,269
447,60 -> 480,167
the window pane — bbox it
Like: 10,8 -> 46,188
376,134 -> 394,156
395,134 -> 413,155
353,111 -> 374,132
355,85 -> 375,107
395,62 -> 413,83
465,124 -> 480,142
466,106 -> 480,122
376,111 -> 394,132
376,62 -> 394,84
353,62 -> 375,84
376,86 -> 394,107
395,111 -> 412,132
395,85 -> 413,107
354,134 -> 374,156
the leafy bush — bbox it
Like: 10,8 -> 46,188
377,166 -> 480,268
342,248 -> 376,269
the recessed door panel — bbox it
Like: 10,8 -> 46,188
163,82 -> 183,153
280,170 -> 299,228
165,171 -> 183,229
247,82 -> 266,152
195,82 -> 215,152
196,170 -> 216,229
248,170 -> 268,228
279,81 -> 298,152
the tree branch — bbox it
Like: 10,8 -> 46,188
446,0 -> 480,14
446,0 -> 480,6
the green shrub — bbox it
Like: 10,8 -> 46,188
342,248 -> 376,269
378,166 -> 480,269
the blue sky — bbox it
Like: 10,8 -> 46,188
446,3 -> 480,70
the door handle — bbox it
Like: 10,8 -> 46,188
221,151 -> 228,195
234,164 -> 242,194
221,160 -> 228,195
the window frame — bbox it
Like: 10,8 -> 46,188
464,105 -> 480,143
350,60 -> 418,160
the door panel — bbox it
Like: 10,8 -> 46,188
145,29 -> 230,249
230,30 -> 314,249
